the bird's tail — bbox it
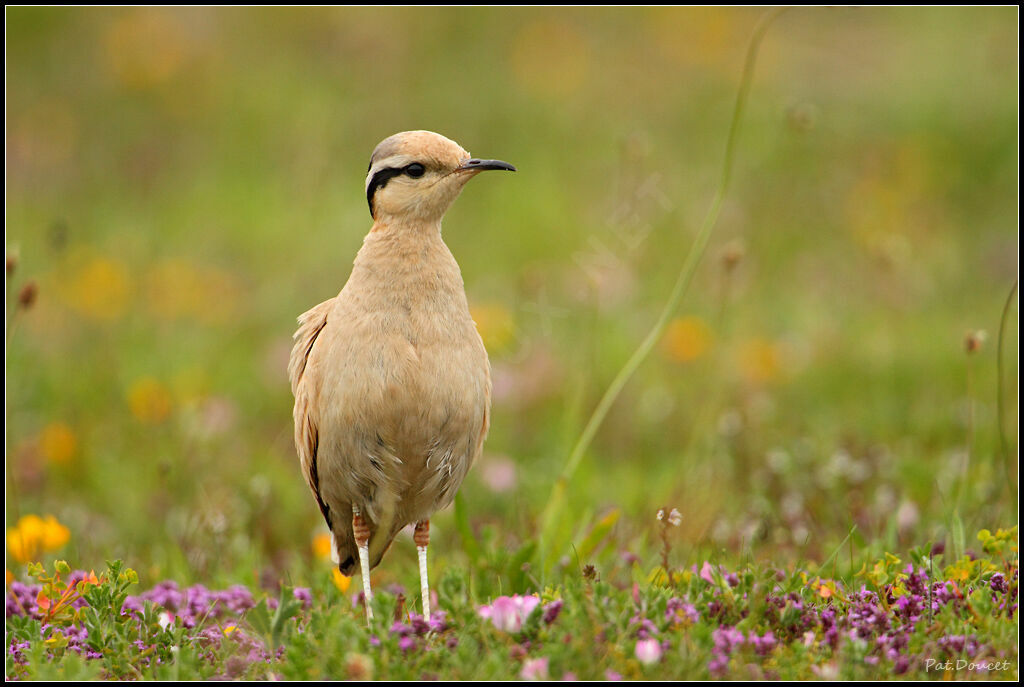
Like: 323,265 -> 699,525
332,501 -> 400,577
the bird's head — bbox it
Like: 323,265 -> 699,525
365,130 -> 515,225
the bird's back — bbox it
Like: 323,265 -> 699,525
290,226 -> 491,573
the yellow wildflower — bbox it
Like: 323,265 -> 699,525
663,316 -> 713,363
312,533 -> 332,561
104,9 -> 186,89
145,259 -> 239,324
471,303 -> 516,352
39,422 -> 78,465
128,377 -> 173,424
7,515 -> 71,564
332,569 -> 352,593
738,338 -> 781,384
61,255 -> 130,321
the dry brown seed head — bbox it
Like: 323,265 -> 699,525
18,281 -> 38,309
721,238 -> 746,272
964,330 -> 987,354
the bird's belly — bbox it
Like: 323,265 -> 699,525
314,316 -> 489,523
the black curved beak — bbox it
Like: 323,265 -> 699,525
457,158 -> 517,173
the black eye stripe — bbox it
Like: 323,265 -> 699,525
366,167 -> 404,217
366,162 -> 428,218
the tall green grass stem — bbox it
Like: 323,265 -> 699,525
996,279 -> 1017,508
538,7 -> 789,569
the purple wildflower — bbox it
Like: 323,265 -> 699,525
542,599 -> 563,625
428,610 -> 450,633
409,614 -> 431,636
666,597 -> 699,624
5,581 -> 41,619
390,620 -> 413,638
629,615 -> 659,640
293,587 -> 312,608
748,630 -> 777,656
8,639 -> 31,665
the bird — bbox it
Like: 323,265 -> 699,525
288,130 -> 515,624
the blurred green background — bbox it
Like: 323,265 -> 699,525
5,7 -> 1018,590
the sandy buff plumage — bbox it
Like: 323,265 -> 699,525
289,131 -> 514,621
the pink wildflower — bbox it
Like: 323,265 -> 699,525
478,594 -> 541,633
521,657 -> 549,680
635,638 -> 662,665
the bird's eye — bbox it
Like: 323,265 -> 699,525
405,163 -> 426,178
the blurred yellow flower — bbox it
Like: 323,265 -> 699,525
7,515 -> 71,564
104,9 -> 187,89
6,569 -> 13,586
471,303 -> 516,352
647,7 -> 743,71
145,259 -> 239,324
738,338 -> 781,384
509,19 -> 590,98
61,255 -> 131,321
312,532 -> 332,560
39,422 -> 78,465
332,569 -> 352,593
128,377 -> 173,424
843,142 -> 931,265
663,316 -> 714,363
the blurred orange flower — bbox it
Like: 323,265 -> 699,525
104,9 -> 187,89
7,515 -> 71,564
39,422 -> 78,465
663,316 -> 714,363
128,377 -> 173,424
312,532 -> 332,560
332,569 -> 352,593
738,338 -> 781,384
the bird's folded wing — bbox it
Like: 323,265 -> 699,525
289,299 -> 334,529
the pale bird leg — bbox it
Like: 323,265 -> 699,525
352,504 -> 373,624
414,520 -> 430,619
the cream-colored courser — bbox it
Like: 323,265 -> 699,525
289,131 -> 515,623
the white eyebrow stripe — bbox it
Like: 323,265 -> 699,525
365,155 -> 419,191
369,155 -> 415,174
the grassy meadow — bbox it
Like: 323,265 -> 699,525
5,6 -> 1019,680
